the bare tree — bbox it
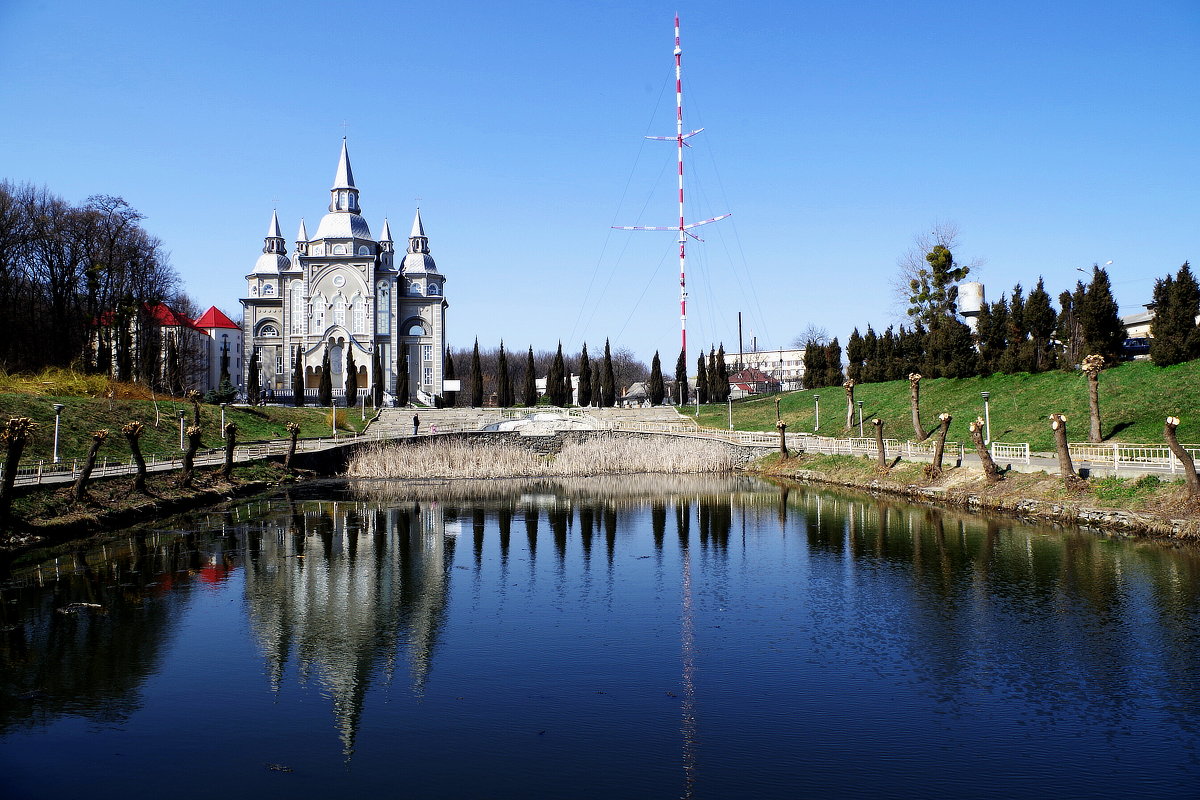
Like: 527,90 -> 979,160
1082,354 -> 1104,443
891,221 -> 985,320
969,416 -> 1001,484
925,413 -> 952,480
790,324 -> 829,349
872,418 -> 888,470
73,429 -> 109,502
1049,413 -> 1081,489
908,373 -> 928,441
1164,417 -> 1199,499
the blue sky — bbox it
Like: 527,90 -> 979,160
2,0 -> 1197,364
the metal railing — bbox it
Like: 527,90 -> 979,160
1068,441 -> 1200,474
989,441 -> 1031,465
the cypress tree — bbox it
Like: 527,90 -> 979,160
548,343 -> 565,406
926,318 -> 978,378
397,348 -> 410,406
470,338 -> 483,407
674,347 -> 689,405
1079,264 -> 1125,364
578,344 -> 593,407
591,361 -> 602,408
1151,262 -> 1200,366
292,344 -> 305,406
862,326 -> 879,383
443,349 -> 457,407
715,345 -> 729,401
1025,278 -> 1057,372
497,342 -> 511,407
999,284 -> 1033,374
649,351 -> 665,405
803,339 -> 826,389
601,339 -> 616,407
707,347 -> 719,400
1057,281 -> 1087,368
372,348 -> 384,407
824,338 -> 844,387
695,352 -> 709,404
845,328 -> 864,383
247,347 -> 260,405
524,346 -> 538,406
345,347 -> 358,405
318,345 -> 332,406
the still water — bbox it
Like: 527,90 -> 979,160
2,475 -> 1199,799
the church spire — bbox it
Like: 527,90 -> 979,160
329,138 -> 361,214
407,208 -> 428,254
264,210 -> 286,254
379,218 -> 394,254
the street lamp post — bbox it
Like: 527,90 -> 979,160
220,402 -> 227,431
981,391 -> 992,445
331,400 -> 337,437
52,404 -> 65,463
856,400 -> 864,438
812,394 -> 820,432
178,410 -> 186,451
727,395 -> 733,430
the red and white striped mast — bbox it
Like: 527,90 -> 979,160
614,14 -> 729,357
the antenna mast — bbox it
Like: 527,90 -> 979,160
614,15 -> 729,357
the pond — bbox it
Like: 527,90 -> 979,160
2,475 -> 1199,799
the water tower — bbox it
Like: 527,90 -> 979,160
959,282 -> 985,332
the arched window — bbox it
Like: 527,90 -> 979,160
262,283 -> 275,296
312,296 -> 325,332
408,280 -> 421,296
311,244 -> 324,257
406,322 -> 427,336
250,285 -> 258,296
358,245 -> 370,255
376,282 -> 390,334
332,243 -> 346,256
353,299 -> 366,333
259,324 -> 279,338
333,294 -> 346,327
427,282 -> 441,296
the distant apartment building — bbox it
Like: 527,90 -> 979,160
723,347 -> 805,392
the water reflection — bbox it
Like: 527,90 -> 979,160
2,474 -> 1199,797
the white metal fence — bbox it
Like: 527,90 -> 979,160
1068,442 -> 1200,474
989,441 -> 1031,465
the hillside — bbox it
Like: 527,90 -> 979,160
0,370 -> 369,464
690,360 -> 1200,452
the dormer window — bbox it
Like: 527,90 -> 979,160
332,244 -> 346,255
427,283 -> 441,296
358,245 -> 370,255
263,284 -> 275,295
251,285 -> 258,296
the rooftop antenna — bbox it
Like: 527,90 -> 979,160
613,14 -> 729,357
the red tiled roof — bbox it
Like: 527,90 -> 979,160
93,302 -> 200,330
194,306 -> 241,330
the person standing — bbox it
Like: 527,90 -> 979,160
412,414 -> 420,436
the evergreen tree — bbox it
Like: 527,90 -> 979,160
674,347 -> 689,405
292,344 -> 305,406
497,343 -> 511,407
999,284 -> 1034,374
845,328 -> 865,383
345,347 -> 358,405
1056,282 -> 1086,367
601,339 -> 616,407
219,338 -> 231,385
470,338 -> 483,407
925,318 -> 977,378
318,345 -> 332,406
975,298 -> 1008,375
649,351 -> 665,405
803,338 -> 826,389
247,347 -> 260,405
372,349 -> 384,407
578,344 -> 593,407
695,352 -> 709,404
862,326 -> 880,383
715,345 -> 730,401
165,336 -> 180,395
443,349 -> 457,407
524,346 -> 538,406
397,348 -> 410,406
548,343 -> 565,406
879,326 -> 899,381
1025,278 -> 1058,372
907,243 -> 970,327
1151,262 -> 1200,366
708,348 -> 720,400
560,352 -> 573,406
1079,264 -> 1125,364
824,338 -> 844,387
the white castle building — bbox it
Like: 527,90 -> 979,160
241,140 -> 447,403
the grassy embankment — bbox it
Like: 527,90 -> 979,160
0,368 -> 369,464
689,360 -> 1200,451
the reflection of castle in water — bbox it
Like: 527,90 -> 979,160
242,498 -> 455,759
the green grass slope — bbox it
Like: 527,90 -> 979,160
690,360 -> 1200,452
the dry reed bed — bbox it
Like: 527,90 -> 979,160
345,437 -> 739,479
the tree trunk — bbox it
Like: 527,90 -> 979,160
969,417 -> 1002,484
123,422 -> 148,494
1049,413 -> 1077,484
928,413 -> 952,480
73,431 -> 109,502
0,417 -> 33,524
776,421 -> 788,457
188,390 -> 202,428
284,423 -> 300,475
1164,417 -> 1200,498
909,374 -> 928,441
844,380 -> 855,431
872,418 -> 888,470
222,422 -> 237,480
179,426 -> 202,488
1087,371 -> 1102,443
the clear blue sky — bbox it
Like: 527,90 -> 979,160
2,0 -> 1197,364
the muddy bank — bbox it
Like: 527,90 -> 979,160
749,453 -> 1200,539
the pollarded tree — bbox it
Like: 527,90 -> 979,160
1082,353 -> 1105,443
1150,262 -> 1200,366
470,338 -> 483,407
649,351 -> 665,405
1079,264 -> 1125,365
674,347 -> 689,406
524,346 -> 538,406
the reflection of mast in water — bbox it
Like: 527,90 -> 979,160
679,498 -> 698,798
